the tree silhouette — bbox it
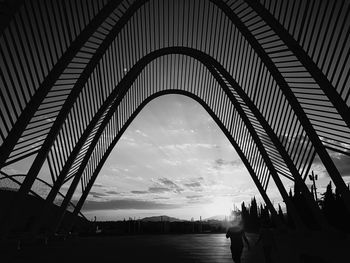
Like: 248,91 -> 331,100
238,182 -> 350,232
278,204 -> 284,224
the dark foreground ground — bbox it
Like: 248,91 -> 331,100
4,233 -> 242,263
2,232 -> 349,263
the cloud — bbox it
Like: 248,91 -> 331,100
148,187 -> 172,193
162,159 -> 181,166
158,178 -> 177,187
157,178 -> 184,193
230,159 -> 244,167
131,187 -> 172,194
135,129 -> 148,137
89,191 -> 108,199
185,194 -> 210,204
154,197 -> 170,200
119,135 -> 137,146
82,198 -> 182,211
131,190 -> 149,194
186,195 -> 203,199
213,158 -> 243,169
106,190 -> 119,195
215,158 -> 226,166
159,143 -> 219,152
110,167 -> 129,173
129,178 -> 185,195
184,182 -> 201,188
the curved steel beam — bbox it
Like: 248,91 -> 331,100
244,0 -> 350,128
52,47 -> 328,232
0,0 -> 133,236
206,65 -> 328,228
0,0 -> 124,169
64,0 -> 350,217
2,0 -> 350,218
2,0 -> 344,235
63,90 -> 285,234
10,0 -> 345,224
1,0 -> 321,208
214,0 -> 350,212
33,0 -> 331,232
46,47 -> 307,235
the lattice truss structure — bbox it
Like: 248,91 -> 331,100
0,0 -> 350,235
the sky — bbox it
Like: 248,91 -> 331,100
79,94 -> 277,221
81,94 -> 262,221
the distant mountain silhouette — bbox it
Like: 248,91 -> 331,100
141,215 -> 183,222
204,215 -> 228,221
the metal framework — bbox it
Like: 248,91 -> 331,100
0,0 -> 350,237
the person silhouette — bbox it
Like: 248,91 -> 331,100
226,214 -> 250,263
255,222 -> 276,263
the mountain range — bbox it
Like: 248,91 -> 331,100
141,215 -> 183,222
140,214 -> 229,222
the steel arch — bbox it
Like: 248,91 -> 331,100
43,49 -> 308,234
64,89 -> 285,233
41,47 -> 332,235
0,0 -> 349,238
2,0 -> 345,201
245,0 -> 350,128
0,0 -> 125,167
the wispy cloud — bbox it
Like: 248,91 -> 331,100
135,129 -> 148,137
214,158 -> 243,169
93,184 -> 105,188
148,186 -> 172,193
159,143 -> 219,152
89,191 -> 108,199
131,190 -> 149,194
105,190 -> 119,195
154,196 -> 170,200
155,177 -> 184,193
158,177 -> 179,187
162,159 -> 181,166
184,182 -> 201,188
130,177 -> 184,195
186,195 -> 203,199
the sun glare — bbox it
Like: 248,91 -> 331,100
206,196 -> 233,217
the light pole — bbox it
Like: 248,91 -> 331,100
309,171 -> 318,202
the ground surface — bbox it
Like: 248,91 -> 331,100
2,232 -> 349,263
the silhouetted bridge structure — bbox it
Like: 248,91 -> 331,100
0,0 -> 350,246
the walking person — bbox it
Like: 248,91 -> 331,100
226,214 -> 250,263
